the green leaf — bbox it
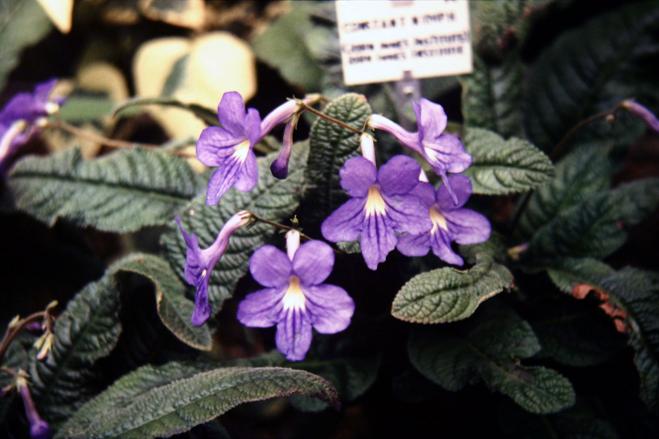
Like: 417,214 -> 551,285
56,363 -> 338,439
0,0 -> 52,90
408,305 -> 575,414
597,268 -> 659,411
524,3 -> 659,150
110,253 -> 212,351
546,257 -> 614,294
161,144 -> 309,308
460,53 -> 523,138
391,257 -> 513,324
29,275 -> 122,425
516,145 -> 613,240
541,262 -> 659,411
464,128 -> 554,195
9,147 -> 203,233
303,93 -> 372,221
290,355 -> 381,412
113,97 -> 218,126
526,178 -> 659,262
530,296 -> 626,367
252,4 -> 323,91
59,95 -> 115,122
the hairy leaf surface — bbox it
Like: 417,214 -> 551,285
464,128 -> 553,195
9,147 -> 203,232
57,363 -> 338,439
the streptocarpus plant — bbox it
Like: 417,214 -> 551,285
2,3 -> 659,438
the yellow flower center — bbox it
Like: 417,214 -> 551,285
364,186 -> 387,217
429,206 -> 449,235
232,139 -> 251,162
282,276 -> 306,311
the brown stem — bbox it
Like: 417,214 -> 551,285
299,102 -> 363,135
0,312 -> 46,365
550,103 -> 622,161
249,213 -> 346,254
48,120 -> 161,150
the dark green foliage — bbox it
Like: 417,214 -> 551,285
461,53 -> 523,137
162,145 -> 308,308
464,128 -> 554,195
29,276 -> 122,425
408,304 -> 575,414
9,147 -> 203,233
57,363 -> 338,439
113,97 -> 217,126
524,2 -> 659,150
303,93 -> 371,221
110,254 -> 212,351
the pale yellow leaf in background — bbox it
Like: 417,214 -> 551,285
77,62 -> 129,102
132,32 -> 256,140
36,0 -> 74,33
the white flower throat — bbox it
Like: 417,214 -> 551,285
429,206 -> 449,235
364,186 -> 387,217
232,140 -> 251,162
282,276 -> 306,311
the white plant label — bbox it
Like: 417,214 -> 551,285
335,0 -> 472,85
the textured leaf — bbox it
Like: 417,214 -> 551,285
531,298 -> 626,367
57,363 -> 338,439
499,402 -> 620,439
9,147 -> 203,233
524,3 -> 659,150
464,128 -> 554,195
546,257 -> 614,294
392,257 -> 513,324
409,305 -> 575,414
526,178 -> 659,262
0,0 -> 52,90
598,268 -> 659,411
542,262 -> 659,411
161,144 -> 308,308
110,253 -> 212,351
290,355 -> 381,412
516,145 -> 613,240
252,4 -> 323,91
113,97 -> 217,126
303,93 -> 371,221
470,0 -> 548,60
461,53 -> 523,137
29,275 -> 122,425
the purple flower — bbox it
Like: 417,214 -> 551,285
321,155 -> 432,270
177,211 -> 252,326
622,99 -> 659,133
197,92 -> 263,205
0,79 -> 62,171
368,98 -> 471,202
397,175 -> 490,266
237,231 -> 354,361
16,376 -> 51,439
198,94 -> 319,203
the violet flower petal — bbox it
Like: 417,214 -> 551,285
384,194 -> 432,235
430,232 -> 464,266
217,91 -> 246,136
414,98 -> 447,140
233,151 -> 258,192
292,240 -> 335,285
244,108 -> 262,145
191,278 -> 211,326
339,156 -> 377,197
205,159 -> 244,205
249,245 -> 292,287
275,309 -> 313,361
321,197 -> 366,242
377,154 -> 421,196
436,174 -> 472,209
237,287 -> 284,327
196,126 -> 244,166
305,284 -> 354,333
445,209 -> 491,245
396,232 -> 431,257
360,213 -> 397,270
